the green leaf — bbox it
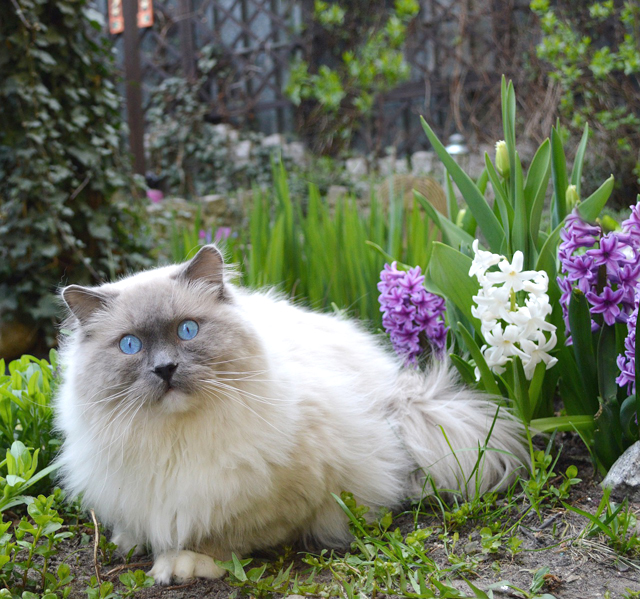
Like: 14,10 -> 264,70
570,124 -> 589,196
450,355 -> 476,386
577,175 -> 614,221
428,243 -> 479,332
597,325 -> 617,402
531,415 -> 594,433
524,138 -> 551,246
568,289 -> 600,415
550,126 -> 569,229
457,324 -> 502,397
511,152 -> 528,260
485,153 -> 512,249
413,191 -> 475,250
420,117 -> 504,252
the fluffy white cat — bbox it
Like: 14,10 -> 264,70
55,245 -> 528,584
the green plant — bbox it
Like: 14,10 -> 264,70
531,0 -> 640,204
286,0 -> 419,154
166,162 -> 438,327
0,0 -> 153,348
567,487 -> 640,556
0,352 -> 59,472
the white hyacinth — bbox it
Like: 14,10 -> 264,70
470,240 -> 558,380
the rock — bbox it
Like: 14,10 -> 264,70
394,157 -> 409,174
200,194 -> 228,218
411,150 -> 435,175
345,156 -> 367,177
601,441 -> 640,502
261,133 -> 285,147
377,155 -> 396,176
233,140 -> 253,166
327,185 -> 349,206
283,141 -> 306,166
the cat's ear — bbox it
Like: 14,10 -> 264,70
61,285 -> 115,324
177,245 -> 225,290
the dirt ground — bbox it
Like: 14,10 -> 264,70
55,434 -> 640,599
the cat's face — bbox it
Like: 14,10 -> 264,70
61,246 -> 261,416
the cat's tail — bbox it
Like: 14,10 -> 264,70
390,360 -> 530,498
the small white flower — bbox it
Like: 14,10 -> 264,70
485,251 -> 539,292
510,295 -> 555,338
469,239 -> 502,282
522,270 -> 549,297
483,323 -> 522,362
517,331 -> 558,380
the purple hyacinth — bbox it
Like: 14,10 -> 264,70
378,262 -> 448,365
616,289 -> 638,395
557,207 -> 640,340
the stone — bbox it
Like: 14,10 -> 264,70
233,140 -> 253,166
283,141 -> 306,166
377,155 -> 396,176
601,441 -> 640,502
345,156 -> 368,177
326,185 -> 349,206
411,150 -> 435,175
261,133 -> 285,147
394,157 -> 409,174
200,194 -> 228,217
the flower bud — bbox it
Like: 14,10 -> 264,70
495,140 -> 510,178
455,208 -> 466,227
566,184 -> 580,209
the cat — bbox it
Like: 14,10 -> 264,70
55,244 -> 528,584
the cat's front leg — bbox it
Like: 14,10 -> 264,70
149,550 -> 226,584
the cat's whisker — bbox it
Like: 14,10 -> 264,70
199,384 -> 288,437
200,378 -> 295,405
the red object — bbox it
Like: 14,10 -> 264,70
109,0 -> 153,34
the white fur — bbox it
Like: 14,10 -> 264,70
55,259 -> 529,584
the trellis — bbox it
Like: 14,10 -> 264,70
109,0 -> 534,171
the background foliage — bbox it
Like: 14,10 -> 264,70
0,0 -> 153,347
531,0 -> 640,204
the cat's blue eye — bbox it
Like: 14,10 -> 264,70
119,335 -> 142,355
178,319 -> 199,341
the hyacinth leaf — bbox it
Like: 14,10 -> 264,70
527,361 -> 547,418
420,117 -> 504,253
501,77 -> 517,193
620,395 -> 638,442
413,191 -> 475,251
550,126 -> 568,230
484,153 -> 512,242
593,398 -> 624,473
524,138 -> 551,246
445,171 -> 458,222
577,175 -> 614,222
568,289 -> 600,415
457,323 -> 501,397
428,243 -> 480,333
597,324 -> 618,402
512,152 -> 528,263
535,221 -> 563,283
570,123 -> 589,196
450,354 -> 477,387
530,415 -> 594,433
555,345 -> 591,415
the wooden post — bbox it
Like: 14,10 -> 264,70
178,0 -> 196,80
123,0 -> 146,175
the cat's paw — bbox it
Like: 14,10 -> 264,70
149,550 -> 225,584
111,531 -> 145,557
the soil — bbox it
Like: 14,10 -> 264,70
53,433 -> 640,599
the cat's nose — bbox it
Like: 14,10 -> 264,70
153,362 -> 178,383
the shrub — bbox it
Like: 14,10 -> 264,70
531,0 -> 640,204
0,0 -> 153,349
285,0 -> 419,155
